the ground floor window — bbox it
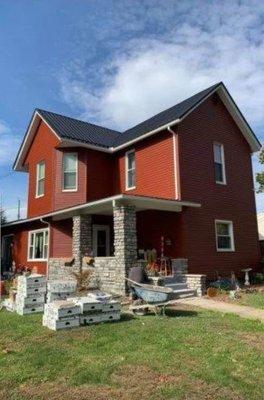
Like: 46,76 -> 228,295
215,220 -> 234,251
28,229 -> 49,261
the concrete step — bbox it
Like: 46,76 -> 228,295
165,283 -> 188,291
171,288 -> 197,299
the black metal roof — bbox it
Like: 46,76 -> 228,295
37,82 -> 221,149
36,109 -> 121,148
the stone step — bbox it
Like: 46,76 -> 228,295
165,283 -> 188,291
171,288 -> 197,299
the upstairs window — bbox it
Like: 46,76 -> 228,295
214,143 -> 226,184
125,149 -> 136,190
62,153 -> 78,191
215,220 -> 235,251
28,229 -> 49,261
36,161 -> 45,197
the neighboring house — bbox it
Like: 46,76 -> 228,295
1,82 -> 261,294
257,213 -> 264,255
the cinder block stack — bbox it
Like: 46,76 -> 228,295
68,295 -> 121,326
16,274 -> 47,315
42,300 -> 81,331
46,280 -> 76,303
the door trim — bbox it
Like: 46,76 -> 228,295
92,225 -> 110,257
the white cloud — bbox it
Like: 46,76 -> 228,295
0,120 -> 20,166
60,0 -> 264,137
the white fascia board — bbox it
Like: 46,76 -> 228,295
111,117 -> 181,152
13,111 -> 62,172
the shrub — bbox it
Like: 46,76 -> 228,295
71,268 -> 93,291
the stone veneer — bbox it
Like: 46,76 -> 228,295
49,205 -> 137,295
181,274 -> 207,297
72,215 -> 92,269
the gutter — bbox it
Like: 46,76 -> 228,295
40,218 -> 51,280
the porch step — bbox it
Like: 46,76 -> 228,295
165,283 -> 188,291
171,288 -> 197,299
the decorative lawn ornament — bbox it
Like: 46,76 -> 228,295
241,268 -> 252,286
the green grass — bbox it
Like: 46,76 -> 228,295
238,292 -> 264,310
0,305 -> 263,399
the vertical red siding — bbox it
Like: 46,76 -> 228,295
50,219 -> 73,258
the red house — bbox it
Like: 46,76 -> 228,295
1,82 -> 261,294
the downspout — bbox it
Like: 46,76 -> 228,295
40,218 -> 51,280
167,126 -> 179,200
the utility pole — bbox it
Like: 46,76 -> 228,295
17,198 -> 21,220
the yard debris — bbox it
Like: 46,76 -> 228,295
46,280 -> 77,303
43,300 -> 81,331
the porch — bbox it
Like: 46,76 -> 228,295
47,194 -> 202,295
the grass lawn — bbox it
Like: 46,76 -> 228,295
0,305 -> 263,400
237,292 -> 264,310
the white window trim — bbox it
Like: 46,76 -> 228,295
214,142 -> 226,185
125,149 -> 136,191
27,228 -> 49,262
215,219 -> 235,252
35,161 -> 45,198
62,152 -> 78,192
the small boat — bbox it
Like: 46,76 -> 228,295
126,278 -> 173,304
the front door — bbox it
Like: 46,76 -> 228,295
92,225 -> 110,257
2,235 -> 13,273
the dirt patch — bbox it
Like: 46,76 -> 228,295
237,332 -> 264,352
14,365 -> 245,400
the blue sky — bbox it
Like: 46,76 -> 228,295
0,0 -> 263,220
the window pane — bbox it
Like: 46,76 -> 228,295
37,179 -> 44,196
217,223 -> 229,235
44,244 -> 48,259
44,230 -> 49,245
128,152 -> 135,169
64,172 -> 77,189
214,144 -> 222,163
38,162 -> 45,179
128,170 -> 135,188
30,233 -> 34,246
215,162 -> 223,182
218,236 -> 231,249
35,232 -> 44,259
29,246 -> 34,259
63,154 -> 77,172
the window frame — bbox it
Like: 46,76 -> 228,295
27,228 -> 49,262
125,149 -> 136,190
62,152 -> 78,192
213,142 -> 226,185
215,219 -> 235,252
35,161 -> 45,198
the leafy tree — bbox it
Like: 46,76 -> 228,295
0,209 -> 7,225
256,149 -> 264,193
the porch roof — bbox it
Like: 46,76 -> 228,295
2,195 -> 201,227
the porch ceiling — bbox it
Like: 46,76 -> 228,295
52,194 -> 201,221
2,195 -> 201,227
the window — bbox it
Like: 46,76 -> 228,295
215,220 -> 234,251
125,150 -> 136,190
28,229 -> 49,261
214,143 -> 226,184
62,153 -> 78,191
36,161 -> 45,197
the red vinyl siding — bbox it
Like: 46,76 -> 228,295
26,121 -> 59,218
114,131 -> 176,199
50,219 -> 73,258
177,95 -> 260,278
86,150 -> 114,201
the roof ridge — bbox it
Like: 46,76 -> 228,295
122,82 -> 222,134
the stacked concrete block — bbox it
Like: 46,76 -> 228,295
16,274 -> 47,315
46,280 -> 77,303
43,300 -> 81,331
68,295 -> 121,326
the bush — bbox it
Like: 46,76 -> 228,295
253,273 -> 264,284
71,268 -> 93,291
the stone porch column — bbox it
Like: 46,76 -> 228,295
113,204 -> 137,292
72,214 -> 92,269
